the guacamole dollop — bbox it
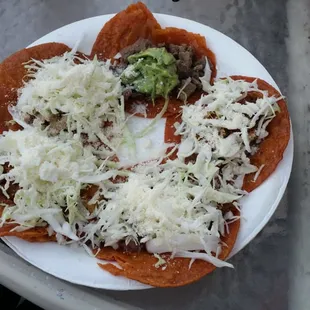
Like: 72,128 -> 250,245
121,48 -> 179,99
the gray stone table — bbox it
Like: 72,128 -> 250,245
0,0 -> 308,309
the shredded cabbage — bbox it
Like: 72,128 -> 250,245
81,161 -> 237,265
175,78 -> 279,194
0,128 -> 111,239
12,52 -> 125,159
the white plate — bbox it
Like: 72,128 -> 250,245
2,13 -> 293,290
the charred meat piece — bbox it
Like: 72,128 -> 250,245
111,58 -> 128,75
123,88 -> 133,101
80,185 -> 99,214
191,72 -> 202,88
248,128 -> 257,142
239,91 -> 263,104
167,44 -> 193,79
191,78 -> 201,88
193,57 -> 206,75
205,111 -> 217,119
178,79 -> 196,101
165,43 -> 206,99
217,203 -> 235,215
219,128 -> 229,138
1,163 -> 19,201
24,112 -> 67,137
177,52 -> 193,79
117,239 -> 145,253
47,114 -> 67,136
120,38 -> 154,60
167,43 -> 180,57
168,44 -> 193,57
24,113 -> 35,125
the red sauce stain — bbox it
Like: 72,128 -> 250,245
164,114 -> 182,161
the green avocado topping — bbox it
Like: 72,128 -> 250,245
121,47 -> 179,100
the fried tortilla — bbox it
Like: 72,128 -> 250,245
0,224 -> 55,242
0,43 -> 71,133
228,76 -> 290,192
0,43 -> 70,241
91,2 -> 161,60
90,2 -> 216,80
96,210 -> 239,288
0,206 -> 55,242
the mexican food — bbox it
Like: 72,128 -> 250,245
0,2 -> 290,287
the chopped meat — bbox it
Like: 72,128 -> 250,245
176,62 -> 191,79
166,43 -> 206,95
0,163 -> 20,202
47,114 -> 67,136
179,51 -> 193,63
191,78 -> 201,88
205,111 -> 217,119
184,153 -> 198,165
217,203 -> 235,215
212,176 -> 222,190
193,57 -> 206,74
239,91 -> 263,104
219,128 -> 229,138
6,182 -> 19,200
35,113 -> 48,124
123,88 -> 133,100
167,43 -> 180,57
118,239 -> 145,253
120,38 -> 154,60
24,113 -> 35,125
246,91 -> 263,103
168,44 -> 193,79
178,44 -> 193,54
24,112 -> 67,137
80,185 -> 99,214
191,72 -> 202,88
111,58 -> 127,75
157,43 -> 166,48
178,79 -> 196,101
177,51 -> 193,78
248,128 -> 257,142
